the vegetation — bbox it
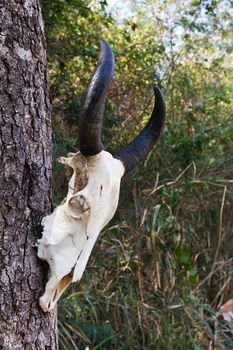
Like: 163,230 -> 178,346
42,0 -> 233,348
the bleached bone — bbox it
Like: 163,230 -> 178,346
37,40 -> 166,312
37,151 -> 124,311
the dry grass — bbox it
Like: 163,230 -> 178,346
57,144 -> 233,349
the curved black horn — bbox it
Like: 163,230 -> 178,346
78,40 -> 114,156
116,87 -> 166,173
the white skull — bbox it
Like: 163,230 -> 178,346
37,40 -> 165,312
37,151 -> 124,312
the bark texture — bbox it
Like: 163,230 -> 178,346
0,1 -> 58,349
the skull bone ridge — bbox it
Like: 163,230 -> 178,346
37,40 -> 166,312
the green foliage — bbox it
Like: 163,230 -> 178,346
43,0 -> 233,348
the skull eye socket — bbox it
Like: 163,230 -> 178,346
67,194 -> 90,219
69,195 -> 84,211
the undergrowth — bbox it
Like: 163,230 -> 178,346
55,133 -> 233,349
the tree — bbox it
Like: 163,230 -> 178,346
0,1 -> 58,348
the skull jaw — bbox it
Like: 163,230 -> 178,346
39,273 -> 73,312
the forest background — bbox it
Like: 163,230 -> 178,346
42,0 -> 233,349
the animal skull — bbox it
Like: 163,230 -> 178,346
37,40 -> 166,312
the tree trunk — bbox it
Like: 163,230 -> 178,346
0,1 -> 58,349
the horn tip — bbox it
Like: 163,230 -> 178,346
153,86 -> 166,112
100,38 -> 107,45
153,86 -> 162,97
100,40 -> 114,57
100,39 -> 110,50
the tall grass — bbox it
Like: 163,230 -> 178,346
55,127 -> 233,348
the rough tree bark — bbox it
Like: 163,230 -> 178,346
0,1 -> 58,349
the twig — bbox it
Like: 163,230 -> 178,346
208,186 -> 227,285
195,258 -> 233,290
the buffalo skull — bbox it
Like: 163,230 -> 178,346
37,40 -> 166,312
